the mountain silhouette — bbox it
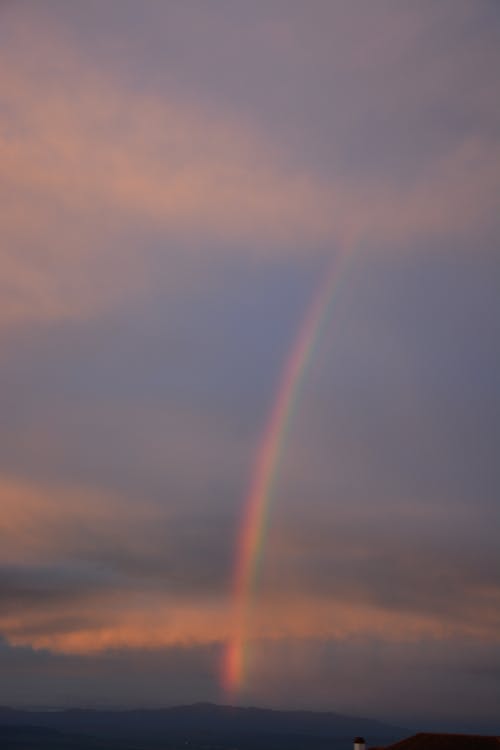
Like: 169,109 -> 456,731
0,703 -> 407,749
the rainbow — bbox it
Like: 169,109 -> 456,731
222,247 -> 352,696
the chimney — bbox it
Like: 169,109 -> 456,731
354,738 -> 366,750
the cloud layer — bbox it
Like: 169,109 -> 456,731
0,0 -> 499,726
1,3 -> 499,330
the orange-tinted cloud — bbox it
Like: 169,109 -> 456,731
0,475 -> 159,563
1,17 -> 499,331
1,471 -> 498,656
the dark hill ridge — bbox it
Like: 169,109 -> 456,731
0,724 -> 141,750
0,703 -> 407,749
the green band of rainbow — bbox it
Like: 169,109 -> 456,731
222,248 -> 351,696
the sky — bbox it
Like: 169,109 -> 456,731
0,0 -> 499,731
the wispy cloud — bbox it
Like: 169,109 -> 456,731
1,16 -> 498,330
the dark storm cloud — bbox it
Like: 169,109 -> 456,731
67,511 -> 235,597
261,518 -> 500,629
0,478 -> 235,599
0,638 -> 222,707
0,636 -> 498,730
0,564 -> 116,607
245,636 -> 500,730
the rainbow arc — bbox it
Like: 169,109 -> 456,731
222,246 -> 353,696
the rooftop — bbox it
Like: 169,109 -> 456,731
373,733 -> 500,749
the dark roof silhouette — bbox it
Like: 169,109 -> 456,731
373,733 -> 500,749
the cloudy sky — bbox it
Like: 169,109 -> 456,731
1,0 -> 499,730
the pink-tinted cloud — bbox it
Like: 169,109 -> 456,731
1,469 -> 498,656
1,17 -> 498,331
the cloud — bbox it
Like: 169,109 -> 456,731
0,638 -> 221,708
0,634 -> 498,727
0,458 -> 493,662
0,475 -> 157,563
0,473 -> 232,652
0,4 -> 498,721
1,13 -> 499,331
0,471 -> 235,591
243,635 -> 500,726
0,470 -> 498,656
